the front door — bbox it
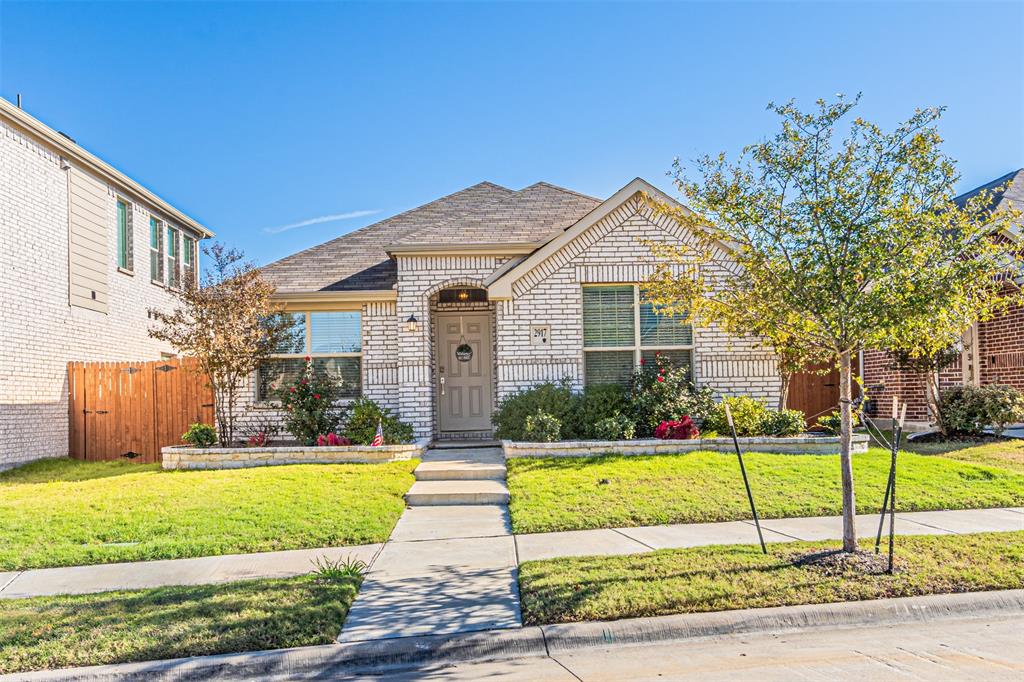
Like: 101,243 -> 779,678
436,313 -> 493,432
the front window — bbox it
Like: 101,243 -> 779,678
183,236 -> 197,287
582,284 -> 694,385
257,311 -> 362,401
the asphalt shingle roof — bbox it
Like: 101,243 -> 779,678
260,180 -> 601,294
953,168 -> 1024,215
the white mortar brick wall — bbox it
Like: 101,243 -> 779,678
0,118 -> 196,469
497,195 -> 780,404
227,192 -> 780,442
232,300 -> 399,440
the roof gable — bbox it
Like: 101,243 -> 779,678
486,178 -> 693,298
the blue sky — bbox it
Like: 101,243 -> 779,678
2,1 -> 1022,266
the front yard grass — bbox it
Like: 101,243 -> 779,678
0,574 -> 358,674
507,447 -> 1024,534
0,458 -> 416,570
519,531 -> 1024,625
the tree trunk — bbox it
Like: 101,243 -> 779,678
838,350 -> 858,552
924,371 -> 944,436
778,371 -> 792,411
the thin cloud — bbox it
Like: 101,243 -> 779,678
263,209 -> 380,234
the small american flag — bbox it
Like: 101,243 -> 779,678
371,419 -> 384,447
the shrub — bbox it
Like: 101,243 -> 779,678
525,410 -> 561,442
703,396 -> 769,437
181,422 -> 217,447
654,416 -> 700,440
316,433 -> 352,446
576,384 -> 629,438
760,409 -> 807,437
312,555 -> 367,583
276,357 -> 342,446
628,354 -> 715,437
493,380 -> 580,440
592,413 -> 636,440
343,398 -> 414,445
939,384 -> 1024,437
817,411 -> 843,435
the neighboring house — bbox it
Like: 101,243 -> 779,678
0,99 -> 213,469
250,177 -> 781,441
861,169 -> 1024,428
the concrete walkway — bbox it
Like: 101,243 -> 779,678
515,506 -> 1024,561
337,445 -> 522,642
0,543 -> 382,600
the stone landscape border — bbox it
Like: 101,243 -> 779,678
161,438 -> 430,470
503,434 -> 870,458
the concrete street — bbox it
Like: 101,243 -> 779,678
356,613 -> 1024,681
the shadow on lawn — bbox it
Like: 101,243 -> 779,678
0,457 -> 160,485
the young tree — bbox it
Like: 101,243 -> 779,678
645,95 -> 1021,553
149,243 -> 297,446
889,344 -> 963,436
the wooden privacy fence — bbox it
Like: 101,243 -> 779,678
68,358 -> 214,463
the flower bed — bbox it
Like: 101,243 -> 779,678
162,438 -> 430,470
503,434 -> 869,458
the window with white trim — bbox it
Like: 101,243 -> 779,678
257,311 -> 362,401
166,225 -> 180,289
183,236 -> 197,288
116,199 -> 133,271
150,217 -> 164,284
582,284 -> 693,386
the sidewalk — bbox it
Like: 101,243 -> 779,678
515,506 -> 1024,561
2,506 -> 1022,600
0,543 -> 382,600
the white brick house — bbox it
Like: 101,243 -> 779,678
255,177 -> 780,440
0,99 -> 212,469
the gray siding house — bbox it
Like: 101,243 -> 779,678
247,177 -> 780,441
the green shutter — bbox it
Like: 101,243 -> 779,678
583,286 -> 635,347
584,350 -> 634,386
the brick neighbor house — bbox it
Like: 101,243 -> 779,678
248,178 -> 785,441
860,168 -> 1024,429
0,98 -> 212,469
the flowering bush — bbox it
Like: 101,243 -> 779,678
525,410 -> 562,442
317,433 -> 352,446
629,353 -> 715,437
654,416 -> 700,440
276,357 -> 342,446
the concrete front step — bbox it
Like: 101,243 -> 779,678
405,480 -> 510,506
414,460 -> 506,481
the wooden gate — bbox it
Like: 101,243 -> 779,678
68,358 -> 214,463
787,361 -> 860,427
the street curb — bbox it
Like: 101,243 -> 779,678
10,589 -> 1024,681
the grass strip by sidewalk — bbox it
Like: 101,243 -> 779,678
518,531 -> 1024,625
0,458 -> 416,570
0,574 -> 358,674
507,449 -> 1024,534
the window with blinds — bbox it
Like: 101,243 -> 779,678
582,284 -> 695,385
258,311 -> 362,401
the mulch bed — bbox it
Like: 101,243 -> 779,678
790,548 -> 898,575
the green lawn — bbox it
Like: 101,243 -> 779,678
0,574 -> 358,674
0,458 -> 416,570
519,531 -> 1024,625
507,447 -> 1024,534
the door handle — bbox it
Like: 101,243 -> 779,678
440,376 -> 445,396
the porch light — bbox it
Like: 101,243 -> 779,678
406,314 -> 418,332
457,289 -> 470,302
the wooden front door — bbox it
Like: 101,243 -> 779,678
436,314 -> 493,432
